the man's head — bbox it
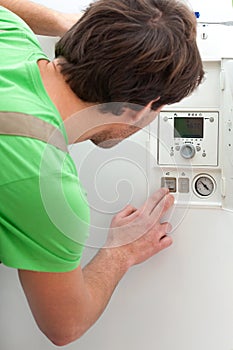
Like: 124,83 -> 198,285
55,0 -> 204,147
56,0 -> 203,110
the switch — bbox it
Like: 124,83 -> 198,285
161,177 -> 177,193
178,178 -> 190,193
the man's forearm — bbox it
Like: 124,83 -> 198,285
82,248 -> 130,328
18,248 -> 131,346
0,0 -> 81,36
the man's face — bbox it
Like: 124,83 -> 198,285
90,106 -> 162,148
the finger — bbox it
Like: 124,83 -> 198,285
118,204 -> 137,218
150,193 -> 175,221
139,188 -> 169,216
160,222 -> 173,235
151,222 -> 172,241
159,235 -> 173,249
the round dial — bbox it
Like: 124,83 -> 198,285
180,144 -> 196,159
194,175 -> 215,197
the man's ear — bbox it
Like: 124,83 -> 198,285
129,98 -> 163,125
114,98 -> 163,125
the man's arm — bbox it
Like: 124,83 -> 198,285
18,189 -> 174,346
0,0 -> 81,36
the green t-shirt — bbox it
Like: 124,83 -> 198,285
0,7 -> 90,272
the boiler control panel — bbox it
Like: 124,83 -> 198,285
158,111 -> 219,167
150,110 -> 222,208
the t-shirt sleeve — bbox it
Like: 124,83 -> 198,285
0,153 -> 90,272
0,6 -> 45,52
1,5 -> 33,33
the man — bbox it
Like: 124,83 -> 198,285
0,0 -> 204,346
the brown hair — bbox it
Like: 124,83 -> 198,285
55,0 -> 204,114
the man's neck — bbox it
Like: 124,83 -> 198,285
37,59 -> 106,144
37,59 -> 87,120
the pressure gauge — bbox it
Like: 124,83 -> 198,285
193,174 -> 216,198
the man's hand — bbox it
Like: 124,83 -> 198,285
105,188 -> 174,267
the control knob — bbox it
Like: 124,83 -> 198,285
180,143 -> 195,159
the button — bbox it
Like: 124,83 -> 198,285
178,178 -> 189,193
180,144 -> 196,159
196,146 -> 201,152
202,153 -> 207,157
163,116 -> 168,122
209,117 -> 214,123
175,146 -> 180,151
161,177 -> 176,193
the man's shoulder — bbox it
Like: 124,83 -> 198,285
0,6 -> 30,32
0,5 -> 40,48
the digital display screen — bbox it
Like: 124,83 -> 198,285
174,117 -> 203,138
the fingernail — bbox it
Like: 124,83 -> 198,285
162,187 -> 169,194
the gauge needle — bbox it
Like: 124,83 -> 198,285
200,181 -> 209,190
